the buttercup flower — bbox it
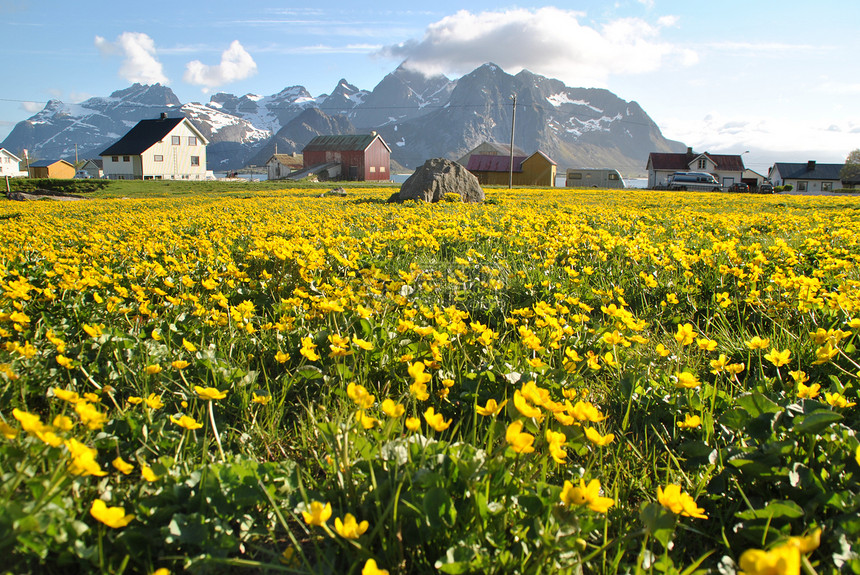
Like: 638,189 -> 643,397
362,559 -> 390,575
301,501 -> 332,526
334,513 -> 369,539
381,398 -> 405,418
674,371 -> 701,389
170,414 -> 204,430
677,414 -> 702,429
423,407 -> 451,432
90,499 -> 134,528
476,398 -> 507,417
657,484 -> 707,519
195,386 -> 228,401
746,336 -> 770,350
763,348 -> 791,367
505,420 -> 535,454
112,456 -> 134,475
560,478 -> 615,513
584,426 -> 615,447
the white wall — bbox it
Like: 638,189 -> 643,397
0,150 -> 26,177
140,121 -> 207,180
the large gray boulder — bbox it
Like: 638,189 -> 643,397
390,158 -> 484,203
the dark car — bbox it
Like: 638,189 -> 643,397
728,182 -> 750,193
758,182 -> 774,194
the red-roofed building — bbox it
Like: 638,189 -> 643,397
647,148 -> 745,189
466,151 -> 556,186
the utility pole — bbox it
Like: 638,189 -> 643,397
75,143 -> 78,165
509,94 -> 517,189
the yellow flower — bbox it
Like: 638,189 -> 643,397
655,343 -> 670,357
356,411 -> 379,429
300,337 -> 320,361
144,364 -> 162,375
141,464 -> 161,482
144,393 -> 164,410
476,398 -> 507,417
725,362 -> 745,375
410,380 -> 429,401
825,392 -> 857,408
56,355 -> 74,368
405,416 -> 421,431
738,543 -> 800,575
657,484 -> 707,519
546,429 -> 568,464
52,414 -> 74,431
127,396 -> 143,405
763,348 -> 791,367
0,420 -> 18,439
112,456 -> 134,475
381,398 -> 405,418
151,569 -> 171,575
797,382 -> 821,399
696,338 -> 717,351
171,360 -> 190,370
151,329 -> 163,341
347,383 -> 375,410
569,401 -> 607,422
560,478 -> 615,513
746,335 -> 770,350
362,559 -> 390,575
674,371 -> 701,389
182,338 -> 197,353
423,406 -> 451,432
352,336 -> 374,351
301,501 -> 332,526
82,323 -> 104,338
505,420 -> 535,454
65,438 -> 107,477
334,513 -> 369,539
674,323 -> 697,346
170,414 -> 204,430
90,499 -> 134,528
788,370 -> 808,385
677,414 -> 701,429
252,392 -> 271,405
52,387 -> 81,403
584,426 -> 615,447
194,386 -> 228,401
275,350 -> 289,363
75,401 -> 107,430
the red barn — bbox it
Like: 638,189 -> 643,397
302,133 -> 391,181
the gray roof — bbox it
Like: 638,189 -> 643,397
29,159 -> 72,168
772,162 -> 844,180
303,134 -> 390,153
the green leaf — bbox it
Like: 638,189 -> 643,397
792,410 -> 842,434
736,393 -> 781,417
735,500 -> 804,521
424,487 -> 457,530
639,502 -> 676,547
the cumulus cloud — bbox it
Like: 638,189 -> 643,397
20,101 -> 43,113
184,40 -> 257,92
379,8 -> 696,87
94,32 -> 168,85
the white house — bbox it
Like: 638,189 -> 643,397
0,148 -> 26,178
768,161 -> 843,192
100,114 -> 209,180
646,148 -> 745,189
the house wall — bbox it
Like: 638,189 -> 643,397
303,138 -> 390,181
139,122 -> 207,180
363,139 -> 390,181
0,151 -> 25,177
32,162 -> 75,179
783,179 -> 842,192
520,155 -> 555,186
102,154 -> 139,179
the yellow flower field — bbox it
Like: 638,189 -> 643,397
0,187 -> 858,574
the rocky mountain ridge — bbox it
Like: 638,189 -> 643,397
1,63 -> 685,175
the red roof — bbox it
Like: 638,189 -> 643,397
648,152 -> 745,171
467,154 -> 527,172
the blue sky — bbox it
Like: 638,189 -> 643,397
2,0 -> 858,170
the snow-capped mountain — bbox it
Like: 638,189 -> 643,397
1,63 -> 685,174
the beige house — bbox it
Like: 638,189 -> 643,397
100,114 -> 209,180
266,153 -> 303,180
28,159 -> 75,179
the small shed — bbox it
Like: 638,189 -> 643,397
302,133 -> 391,181
76,159 -> 104,179
266,153 -> 304,180
28,159 -> 75,179
466,151 -> 557,186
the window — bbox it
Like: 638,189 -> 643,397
190,156 -> 200,166
112,156 -> 118,162
380,166 -> 386,173
123,156 -> 130,162
608,173 -> 620,180
568,173 -> 583,180
822,182 -> 832,192
798,181 -> 807,191
171,136 -> 181,145
698,159 -> 707,169
188,137 -> 197,146
154,155 -> 163,162
369,166 -> 376,173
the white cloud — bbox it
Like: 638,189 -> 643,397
94,32 -> 168,85
184,40 -> 258,93
379,8 -> 695,87
660,112 -> 859,164
20,101 -> 43,113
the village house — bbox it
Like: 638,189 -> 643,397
456,141 -> 526,167
768,161 -> 844,192
76,159 -> 104,179
302,133 -> 391,181
0,148 -> 26,178
466,151 -> 557,186
27,159 -> 75,179
100,114 -> 209,180
266,153 -> 304,180
647,148 -> 745,189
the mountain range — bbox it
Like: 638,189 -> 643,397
1,63 -> 685,176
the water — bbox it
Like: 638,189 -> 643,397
215,172 -> 268,181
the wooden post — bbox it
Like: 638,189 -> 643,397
509,94 -> 517,189
4,175 -> 9,196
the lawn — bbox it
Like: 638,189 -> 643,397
0,187 -> 858,574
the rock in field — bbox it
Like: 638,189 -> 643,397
389,158 -> 484,203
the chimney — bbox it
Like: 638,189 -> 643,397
807,160 -> 816,171
160,112 -> 168,120
686,147 -> 693,155
371,131 -> 377,137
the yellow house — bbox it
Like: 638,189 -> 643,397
466,151 -> 557,186
27,159 -> 76,179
